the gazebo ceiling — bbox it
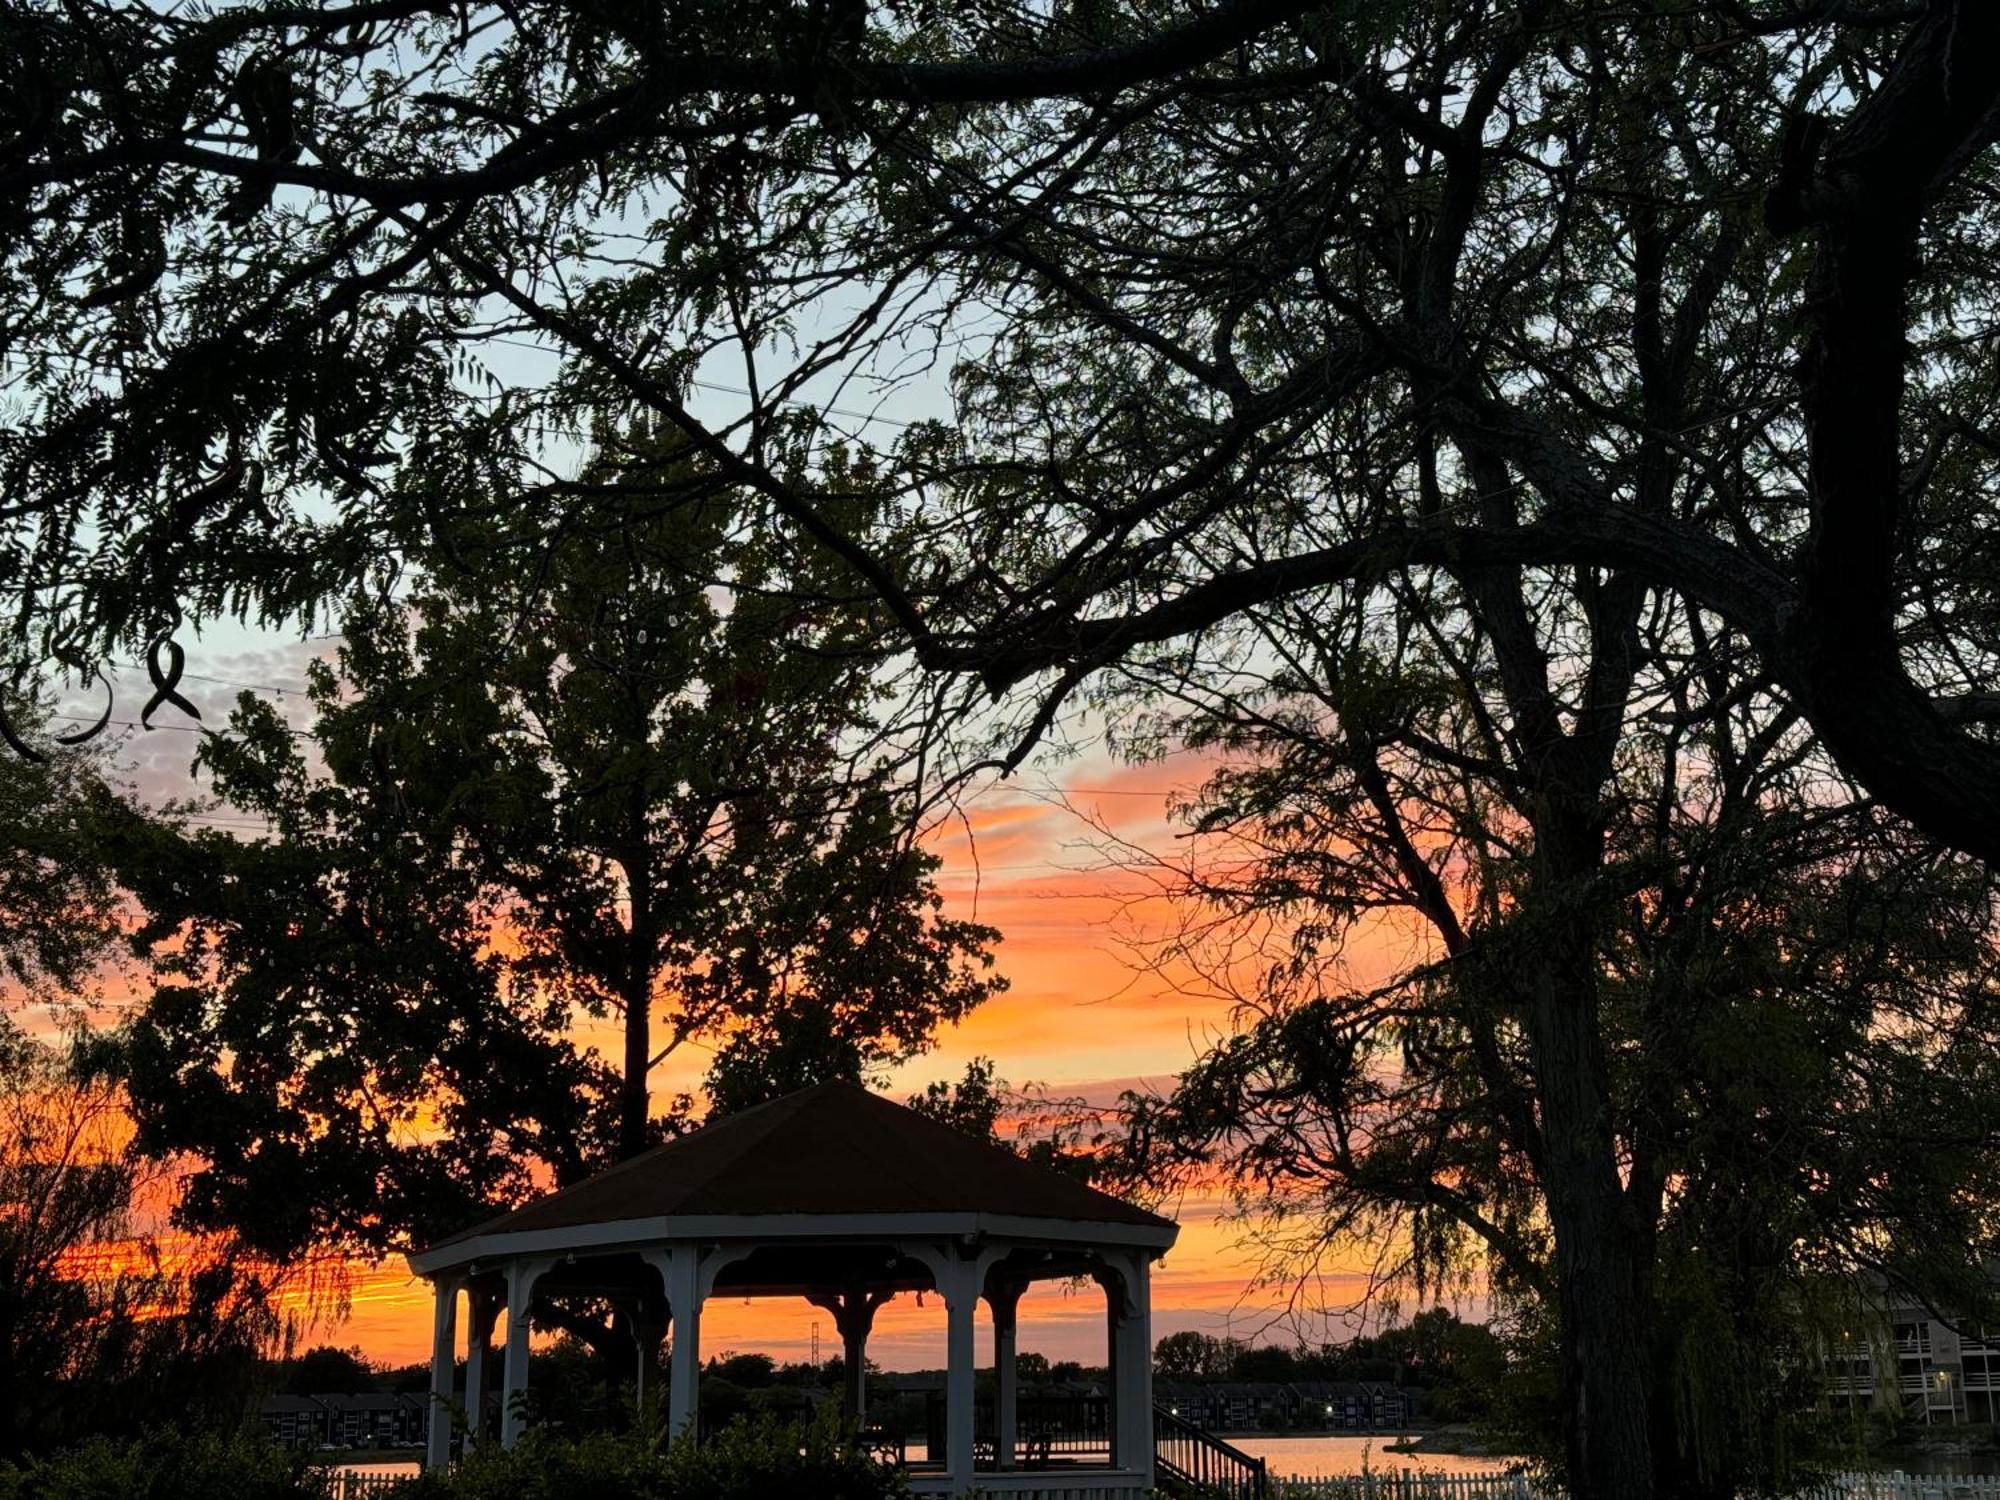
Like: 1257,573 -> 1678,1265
420,1080 -> 1174,1263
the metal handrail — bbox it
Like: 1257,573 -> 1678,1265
1153,1403 -> 1268,1499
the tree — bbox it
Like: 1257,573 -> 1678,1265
0,1024 -> 283,1457
906,1058 -> 1008,1143
0,694 -> 121,1002
1107,609 -> 2000,1494
3,3 -> 1998,860
10,6 -> 2000,1496
278,1345 -> 377,1397
100,429 -> 1003,1264
0,713 -> 281,1455
708,1352 -> 777,1390
1153,1330 -> 1242,1381
1229,1344 -> 1303,1383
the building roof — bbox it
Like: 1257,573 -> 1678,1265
260,1395 -> 329,1414
317,1392 -> 413,1411
425,1081 -> 1173,1253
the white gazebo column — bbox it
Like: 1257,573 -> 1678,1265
669,1251 -> 704,1437
807,1286 -> 892,1427
1105,1254 -> 1154,1477
943,1267 -> 979,1485
988,1283 -> 1023,1470
464,1287 -> 500,1442
907,1242 -> 1003,1490
424,1275 -> 462,1473
499,1257 -> 553,1448
643,1246 -> 706,1437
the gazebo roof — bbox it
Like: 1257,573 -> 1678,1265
420,1080 -> 1173,1264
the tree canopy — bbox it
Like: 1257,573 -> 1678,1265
2,2 -> 1998,857
0,1024 -> 284,1457
97,428 -> 1003,1261
1108,608 -> 2000,1491
7,4 -> 2000,1495
0,696 -> 121,1002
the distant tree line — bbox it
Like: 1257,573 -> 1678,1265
1154,1310 -> 1506,1424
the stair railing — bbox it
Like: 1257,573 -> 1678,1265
1153,1403 -> 1268,1499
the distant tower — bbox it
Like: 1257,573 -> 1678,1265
811,1321 -> 820,1365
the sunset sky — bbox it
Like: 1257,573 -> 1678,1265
34,631 -> 1433,1373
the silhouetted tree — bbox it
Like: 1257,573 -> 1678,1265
1153,1331 -> 1243,1381
0,1026 -> 283,1457
277,1345 -> 376,1397
1113,615 -> 2000,1494
99,427 -> 1003,1269
11,7 -> 2000,1497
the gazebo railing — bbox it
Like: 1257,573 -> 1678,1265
918,1393 -> 1113,1468
692,1392 -> 1124,1475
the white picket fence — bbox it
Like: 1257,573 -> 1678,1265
1796,1475 -> 2000,1500
328,1474 -> 414,1500
1270,1473 -> 1543,1499
1268,1470 -> 2000,1500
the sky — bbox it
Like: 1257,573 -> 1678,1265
26,595 -> 1443,1375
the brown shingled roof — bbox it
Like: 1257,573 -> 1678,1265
427,1081 -> 1173,1252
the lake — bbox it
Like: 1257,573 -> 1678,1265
330,1434 -> 1528,1483
1231,1435 -> 1525,1479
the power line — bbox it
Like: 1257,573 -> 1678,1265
5,340 -> 931,432
44,712 -> 310,740
463,335 -> 931,432
91,660 -> 316,698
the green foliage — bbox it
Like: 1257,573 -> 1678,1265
1153,1331 -> 1242,1381
657,1414 -> 902,1500
0,1422 -> 905,1500
0,695 -> 120,999
706,1353 -> 776,1390
413,1417 -> 904,1500
275,1348 -> 375,1398
905,1058 -> 1006,1142
517,1338 -> 628,1440
422,1431 -> 667,1500
0,1431 -> 327,1500
0,1029 -> 280,1458
98,424 -> 1004,1263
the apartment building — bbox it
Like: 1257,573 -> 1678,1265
1826,1297 -> 2000,1425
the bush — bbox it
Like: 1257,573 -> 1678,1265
412,1429 -> 667,1500
0,1430 -> 329,1500
659,1413 -> 904,1500
0,1414 -> 905,1500
415,1413 -> 904,1500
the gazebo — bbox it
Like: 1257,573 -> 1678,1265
407,1081 -> 1179,1497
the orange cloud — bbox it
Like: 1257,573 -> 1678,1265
319,747 -> 1412,1367
31,737 -> 1417,1369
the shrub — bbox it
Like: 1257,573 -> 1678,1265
1,1414 -> 906,1500
658,1413 -> 905,1500
0,1430 -> 329,1500
413,1413 -> 904,1500
409,1429 -> 668,1500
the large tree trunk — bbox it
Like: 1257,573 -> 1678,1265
1774,0 -> 2000,865
618,811 -> 656,1162
1526,933 -> 1654,1500
1515,764 -> 1655,1500
618,904 -> 652,1161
